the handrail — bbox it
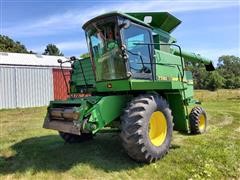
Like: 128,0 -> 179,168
57,57 -> 89,95
133,42 -> 185,79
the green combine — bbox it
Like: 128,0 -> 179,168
43,12 -> 215,163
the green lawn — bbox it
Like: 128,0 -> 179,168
0,89 -> 239,179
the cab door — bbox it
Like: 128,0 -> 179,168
122,22 -> 154,80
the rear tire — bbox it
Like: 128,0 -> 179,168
120,94 -> 173,163
59,131 -> 93,143
189,107 -> 207,134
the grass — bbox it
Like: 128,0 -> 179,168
0,89 -> 240,179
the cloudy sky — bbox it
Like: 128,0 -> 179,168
1,0 -> 239,64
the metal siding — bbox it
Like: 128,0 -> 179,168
0,67 -> 16,108
0,66 -> 54,109
52,69 -> 70,100
15,67 -> 53,108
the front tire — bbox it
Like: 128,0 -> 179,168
59,131 -> 93,143
120,94 -> 173,163
189,107 -> 207,134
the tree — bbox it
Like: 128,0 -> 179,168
29,50 -> 37,54
184,55 -> 240,90
205,71 -> 225,91
184,60 -> 207,89
80,52 -> 90,59
217,55 -> 240,89
0,35 -> 29,53
43,44 -> 64,56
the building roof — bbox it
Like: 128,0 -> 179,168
0,52 -> 71,67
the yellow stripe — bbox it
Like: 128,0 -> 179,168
157,76 -> 193,83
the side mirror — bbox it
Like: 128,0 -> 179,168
70,56 -> 77,61
205,61 -> 215,71
57,59 -> 62,63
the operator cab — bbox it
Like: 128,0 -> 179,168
83,12 -> 154,81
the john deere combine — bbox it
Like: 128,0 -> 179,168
43,12 -> 214,163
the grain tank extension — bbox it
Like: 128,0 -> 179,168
43,12 -> 214,163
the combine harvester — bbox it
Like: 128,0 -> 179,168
43,12 -> 214,163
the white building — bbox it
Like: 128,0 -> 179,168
0,52 -> 70,109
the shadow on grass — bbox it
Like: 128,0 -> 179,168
0,134 -> 140,174
227,97 -> 240,100
0,134 -> 180,175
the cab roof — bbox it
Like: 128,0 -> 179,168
127,12 -> 181,33
82,11 -> 181,33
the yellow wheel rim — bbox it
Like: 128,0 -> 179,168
199,114 -> 206,131
148,111 -> 167,146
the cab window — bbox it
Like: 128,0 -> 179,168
122,23 -> 153,79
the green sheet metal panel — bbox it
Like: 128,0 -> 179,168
165,92 -> 189,132
155,50 -> 183,80
87,95 -> 130,133
96,80 -> 131,92
71,58 -> 95,85
130,79 -> 184,90
172,48 -> 213,65
127,12 -> 181,33
183,71 -> 194,100
70,58 -> 96,93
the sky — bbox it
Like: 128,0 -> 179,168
1,0 -> 240,64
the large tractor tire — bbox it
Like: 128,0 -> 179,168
189,107 -> 207,134
59,131 -> 93,143
120,94 -> 173,163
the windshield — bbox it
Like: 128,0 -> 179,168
122,23 -> 153,79
86,19 -> 127,81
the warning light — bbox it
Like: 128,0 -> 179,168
107,83 -> 112,88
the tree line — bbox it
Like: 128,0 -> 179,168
1,35 -> 239,90
0,35 -> 64,56
186,55 -> 240,90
